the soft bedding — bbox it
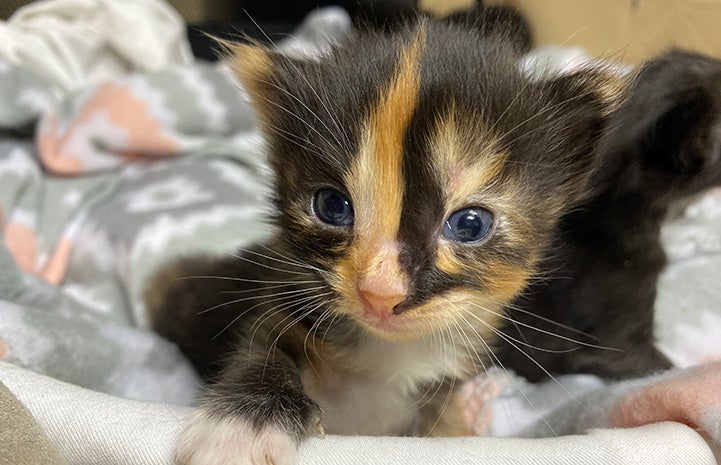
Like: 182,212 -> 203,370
2,360 -> 719,465
1,5 -> 720,465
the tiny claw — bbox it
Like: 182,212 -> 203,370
314,420 -> 326,439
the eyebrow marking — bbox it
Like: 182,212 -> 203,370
429,108 -> 509,213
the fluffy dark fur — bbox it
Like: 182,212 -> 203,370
498,50 -> 721,380
147,9 -> 721,465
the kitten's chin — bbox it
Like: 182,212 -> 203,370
347,304 -> 433,342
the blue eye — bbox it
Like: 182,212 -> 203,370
313,188 -> 354,226
442,207 -> 494,243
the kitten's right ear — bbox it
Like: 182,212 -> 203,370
530,68 -> 629,208
225,42 -> 315,130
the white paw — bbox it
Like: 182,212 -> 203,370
175,410 -> 298,465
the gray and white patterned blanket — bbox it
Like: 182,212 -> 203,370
0,7 -> 720,464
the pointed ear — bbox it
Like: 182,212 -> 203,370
224,42 -> 278,126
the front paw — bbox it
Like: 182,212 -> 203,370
175,410 -> 298,465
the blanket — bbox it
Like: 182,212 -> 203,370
0,378 -> 68,465
0,5 -> 720,465
2,361 -> 718,465
0,0 -> 193,93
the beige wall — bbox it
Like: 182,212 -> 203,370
420,0 -> 474,15
423,0 -> 721,64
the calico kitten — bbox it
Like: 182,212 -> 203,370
497,50 -> 721,380
149,16 -> 627,465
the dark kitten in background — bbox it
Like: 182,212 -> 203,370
498,50 -> 721,380
148,10 -> 630,465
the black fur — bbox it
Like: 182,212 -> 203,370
497,50 -> 721,380
151,246 -> 337,438
445,1 -> 532,55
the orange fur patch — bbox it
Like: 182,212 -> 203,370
435,241 -> 466,276
428,108 -> 535,303
348,31 -> 423,244
336,29 -> 426,303
228,44 -> 274,124
481,261 -> 533,303
437,240 -> 531,302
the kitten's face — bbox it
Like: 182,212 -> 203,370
231,22 -> 624,341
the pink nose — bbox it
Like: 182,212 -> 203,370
359,289 -> 406,315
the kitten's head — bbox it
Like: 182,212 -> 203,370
229,21 -> 625,341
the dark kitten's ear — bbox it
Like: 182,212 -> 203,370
341,0 -> 419,32
446,2 -> 532,55
606,50 -> 721,176
643,87 -> 717,174
533,68 -> 629,208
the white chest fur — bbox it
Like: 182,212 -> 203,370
301,336 -> 468,435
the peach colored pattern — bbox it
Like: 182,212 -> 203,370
37,114 -> 84,174
40,237 -> 73,285
610,362 -> 721,430
37,82 -> 179,175
0,339 -> 9,359
4,221 -> 73,285
4,221 -> 38,273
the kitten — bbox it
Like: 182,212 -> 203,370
497,50 -> 721,381
149,16 -> 627,465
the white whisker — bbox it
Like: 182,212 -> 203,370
198,285 -> 325,315
461,312 -> 558,436
178,275 -> 319,285
212,291 -> 328,341
232,245 -> 324,273
265,299 -> 331,372
225,248 -> 316,276
462,307 -> 588,411
219,281 -> 323,295
247,292 -> 333,352
469,303 -> 619,351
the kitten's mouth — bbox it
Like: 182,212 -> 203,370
358,311 -> 417,339
361,303 -> 401,329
